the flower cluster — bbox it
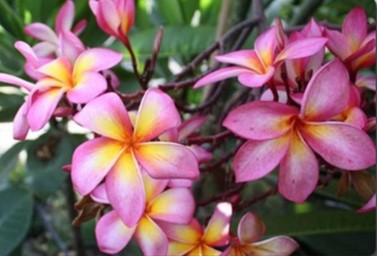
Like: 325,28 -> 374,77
0,0 -> 375,255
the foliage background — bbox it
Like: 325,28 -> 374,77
0,0 -> 375,255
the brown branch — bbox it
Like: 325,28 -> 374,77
234,187 -> 278,210
186,130 -> 232,145
197,184 -> 244,206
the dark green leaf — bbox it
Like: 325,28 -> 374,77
0,188 -> 33,256
0,141 -> 28,184
0,93 -> 24,122
0,1 -> 25,39
265,210 -> 375,236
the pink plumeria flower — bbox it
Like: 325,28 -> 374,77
93,171 -> 195,255
25,0 -> 86,59
89,0 -> 135,40
223,59 -> 376,203
325,7 -> 375,77
158,202 -> 232,256
71,89 -> 199,227
0,48 -> 123,137
222,212 -> 298,256
357,194 -> 376,213
194,27 -> 327,89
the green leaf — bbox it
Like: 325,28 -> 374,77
265,210 -> 375,236
0,188 -> 33,256
155,0 -> 185,25
0,141 -> 28,185
0,1 -> 25,39
26,133 -> 84,198
0,93 -> 24,122
123,26 -> 215,60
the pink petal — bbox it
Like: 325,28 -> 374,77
135,216 -> 168,256
168,178 -> 193,188
67,71 -> 107,103
90,183 -> 109,204
343,107 -> 367,129
255,27 -> 277,67
58,30 -> 85,63
202,202 -> 232,246
279,131 -> 319,203
159,128 -> 179,142
13,103 -> 30,140
324,29 -> 352,59
133,88 -> 181,142
95,0 -> 121,37
300,59 -> 350,121
300,122 -> 376,170
238,66 -> 275,87
158,218 -> 203,243
74,92 -> 133,141
95,210 -> 136,254
260,87 -> 288,103
252,236 -> 299,256
71,137 -> 124,195
105,152 -> 145,227
343,7 -> 367,50
178,115 -> 206,141
14,41 -> 42,69
135,142 -> 199,179
32,42 -> 56,58
27,88 -> 66,131
148,188 -> 195,224
215,50 -> 264,72
233,137 -> 290,182
189,145 -> 212,163
275,37 -> 328,63
24,23 -> 57,43
73,48 -> 123,76
357,194 -> 376,213
0,73 -> 34,91
118,0 -> 135,35
72,19 -> 87,35
142,170 -> 169,202
55,0 -> 74,34
37,57 -> 72,84
223,101 -> 298,140
238,212 -> 266,244
193,67 -> 251,88
356,73 -> 376,91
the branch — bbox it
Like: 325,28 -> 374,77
186,130 -> 232,145
234,187 -> 278,210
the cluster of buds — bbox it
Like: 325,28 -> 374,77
0,0 -> 374,255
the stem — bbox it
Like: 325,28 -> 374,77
197,185 -> 244,206
186,130 -> 232,145
234,187 -> 278,210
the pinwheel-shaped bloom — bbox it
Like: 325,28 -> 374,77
72,89 -> 199,227
222,212 -> 298,256
24,0 -> 86,58
0,48 -> 123,138
194,27 -> 327,89
325,7 -> 376,76
158,202 -> 232,256
89,0 -> 134,40
223,59 -> 376,202
94,171 -> 195,255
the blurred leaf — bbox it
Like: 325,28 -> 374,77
0,188 -> 33,256
0,93 -> 24,122
124,26 -> 215,60
199,0 -> 222,25
134,0 -> 154,29
156,0 -> 200,25
26,133 -> 84,198
0,1 -> 25,39
0,141 -> 28,185
265,210 -> 375,236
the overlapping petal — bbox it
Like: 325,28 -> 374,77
13,103 -> 29,140
148,188 -> 194,224
66,71 -> 107,103
167,241 -> 195,256
0,73 -> 34,91
37,57 -> 72,84
95,211 -> 136,254
135,216 -> 168,256
24,23 -> 57,43
158,219 -> 202,244
238,66 -> 275,87
55,0 -> 74,34
202,202 -> 232,246
238,212 -> 266,244
300,122 -> 376,170
343,7 -> 367,50
300,59 -> 350,121
279,131 -> 318,203
223,101 -> 298,140
215,50 -> 264,72
105,152 -> 145,227
133,88 -> 181,141
135,142 -> 199,179
193,67 -> 251,88
233,136 -> 290,182
71,137 -> 124,195
252,236 -> 299,256
255,27 -> 277,67
74,92 -> 133,141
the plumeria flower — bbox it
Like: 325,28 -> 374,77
194,26 -> 327,89
89,0 -> 135,41
71,89 -> 199,227
0,48 -> 123,137
223,59 -> 376,202
93,171 -> 195,255
325,7 -> 376,77
222,212 -> 298,256
158,202 -> 232,256
25,0 -> 86,59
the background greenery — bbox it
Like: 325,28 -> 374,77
0,0 -> 375,255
